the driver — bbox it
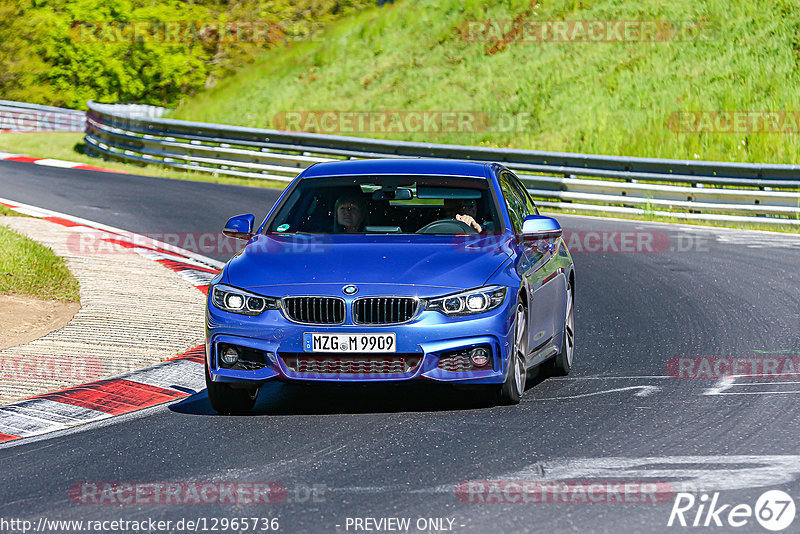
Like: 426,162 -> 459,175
443,198 -> 483,233
334,193 -> 367,233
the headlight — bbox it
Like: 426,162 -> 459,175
427,286 -> 507,317
211,284 -> 279,316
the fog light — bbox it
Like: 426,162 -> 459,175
221,346 -> 239,365
470,347 -> 490,367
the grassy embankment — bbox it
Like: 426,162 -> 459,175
173,0 -> 800,165
0,206 -> 80,301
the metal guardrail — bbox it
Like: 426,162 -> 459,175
0,100 -> 86,132
89,102 -> 168,120
0,101 -> 168,133
82,100 -> 800,226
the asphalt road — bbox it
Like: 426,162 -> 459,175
0,160 -> 282,262
1,160 -> 800,533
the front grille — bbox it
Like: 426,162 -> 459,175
282,297 -> 345,325
352,297 -> 419,325
281,353 -> 421,376
438,353 -> 473,372
234,360 -> 268,371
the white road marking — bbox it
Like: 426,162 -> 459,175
532,385 -> 662,400
703,376 -> 736,395
704,375 -> 800,396
549,375 -> 672,380
707,390 -> 800,396
737,381 -> 800,386
504,456 -> 800,493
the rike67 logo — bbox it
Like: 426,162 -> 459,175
668,490 -> 796,531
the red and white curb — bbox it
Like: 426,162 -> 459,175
0,198 -> 225,444
0,150 -> 127,174
0,347 -> 206,443
0,197 -> 224,293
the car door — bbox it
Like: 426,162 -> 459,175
499,171 -> 561,358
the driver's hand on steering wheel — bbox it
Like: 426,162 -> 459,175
455,214 -> 482,233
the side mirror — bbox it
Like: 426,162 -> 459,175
521,215 -> 563,239
222,214 -> 255,240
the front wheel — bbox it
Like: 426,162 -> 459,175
496,302 -> 528,405
547,283 -> 574,376
206,366 -> 259,414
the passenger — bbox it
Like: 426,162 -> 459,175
444,198 -> 483,233
334,193 -> 367,233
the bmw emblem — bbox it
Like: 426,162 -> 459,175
342,285 -> 358,296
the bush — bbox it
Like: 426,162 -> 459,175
0,0 -> 371,108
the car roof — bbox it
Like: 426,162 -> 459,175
300,158 -> 492,179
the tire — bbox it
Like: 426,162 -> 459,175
548,282 -> 575,376
205,365 -> 259,415
497,302 -> 528,405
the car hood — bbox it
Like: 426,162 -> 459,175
225,234 -> 514,294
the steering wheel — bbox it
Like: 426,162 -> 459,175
416,218 -> 479,235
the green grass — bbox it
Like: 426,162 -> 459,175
0,132 -> 288,189
171,0 -> 800,165
0,206 -> 23,217
0,224 -> 80,301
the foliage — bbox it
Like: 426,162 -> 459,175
0,0 -> 371,108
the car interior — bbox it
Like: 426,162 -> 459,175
267,179 -> 501,235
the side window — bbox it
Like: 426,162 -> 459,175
510,174 -> 539,216
499,172 -> 526,233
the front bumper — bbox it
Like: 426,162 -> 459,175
205,292 -> 516,385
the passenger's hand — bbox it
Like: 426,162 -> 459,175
455,214 -> 482,233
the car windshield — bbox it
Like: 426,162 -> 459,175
265,175 -> 502,235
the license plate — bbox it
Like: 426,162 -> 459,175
303,333 -> 396,353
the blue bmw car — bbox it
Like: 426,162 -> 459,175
205,159 -> 575,413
